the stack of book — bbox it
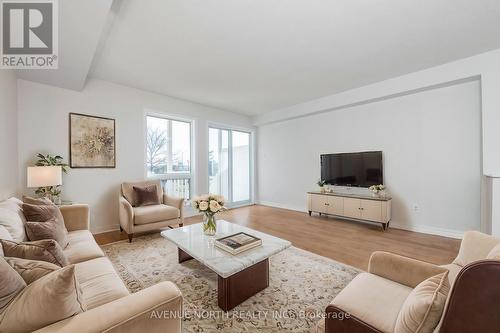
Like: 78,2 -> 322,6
215,232 -> 262,255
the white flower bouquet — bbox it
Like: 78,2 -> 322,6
369,184 -> 385,195
191,194 -> 226,235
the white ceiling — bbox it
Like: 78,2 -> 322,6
89,0 -> 500,115
16,0 -> 113,90
18,0 -> 500,115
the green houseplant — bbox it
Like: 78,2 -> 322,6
317,179 -> 326,193
34,154 -> 69,201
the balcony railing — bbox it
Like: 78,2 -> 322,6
160,178 -> 191,203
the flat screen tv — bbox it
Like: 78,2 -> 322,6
320,151 -> 383,187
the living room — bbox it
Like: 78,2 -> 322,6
1,1 -> 499,332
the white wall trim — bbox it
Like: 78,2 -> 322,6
90,224 -> 120,234
390,223 -> 464,239
257,200 -> 308,213
257,201 -> 464,239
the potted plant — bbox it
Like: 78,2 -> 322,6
191,195 -> 227,236
317,180 -> 327,193
34,153 -> 69,204
369,184 -> 386,197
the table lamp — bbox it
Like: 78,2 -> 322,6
27,166 -> 63,201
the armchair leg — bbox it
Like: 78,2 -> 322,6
179,223 -> 183,227
119,226 -> 123,232
128,233 -> 134,243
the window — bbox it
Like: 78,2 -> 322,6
209,127 -> 251,205
146,115 -> 192,201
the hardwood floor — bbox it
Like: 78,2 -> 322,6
94,204 -> 461,270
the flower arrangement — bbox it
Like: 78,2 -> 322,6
369,184 -> 385,195
191,195 -> 226,235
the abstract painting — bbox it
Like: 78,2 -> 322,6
69,113 -> 116,168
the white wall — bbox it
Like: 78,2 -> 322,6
258,80 -> 482,237
17,79 -> 254,233
0,71 -> 18,200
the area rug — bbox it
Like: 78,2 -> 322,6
101,233 -> 360,333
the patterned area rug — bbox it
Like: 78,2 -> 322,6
101,233 -> 359,333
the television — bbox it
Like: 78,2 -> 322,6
320,151 -> 383,187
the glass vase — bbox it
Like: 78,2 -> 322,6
202,213 -> 217,236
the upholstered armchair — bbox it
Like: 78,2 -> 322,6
119,180 -> 184,242
318,231 -> 500,333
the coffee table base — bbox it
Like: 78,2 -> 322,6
178,248 -> 269,311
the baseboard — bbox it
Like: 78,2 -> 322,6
256,200 -> 308,213
257,201 -> 464,239
390,223 -> 464,239
91,224 -> 120,234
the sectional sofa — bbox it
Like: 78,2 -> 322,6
0,197 -> 183,332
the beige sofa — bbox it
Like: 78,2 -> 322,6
318,230 -> 500,333
0,197 -> 183,333
119,180 -> 184,242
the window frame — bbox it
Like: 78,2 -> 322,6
144,111 -> 195,201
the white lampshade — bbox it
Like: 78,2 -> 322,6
27,166 -> 63,188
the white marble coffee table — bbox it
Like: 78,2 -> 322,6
161,220 -> 291,310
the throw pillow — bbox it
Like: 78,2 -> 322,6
25,219 -> 69,248
0,257 -> 26,313
487,244 -> 500,260
395,271 -> 450,333
0,239 -> 69,267
22,195 -> 53,206
0,265 -> 86,333
0,198 -> 28,242
0,225 -> 14,257
5,257 -> 60,284
133,184 -> 161,206
22,203 -> 69,248
453,231 -> 500,267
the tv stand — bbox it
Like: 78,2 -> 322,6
307,191 -> 392,230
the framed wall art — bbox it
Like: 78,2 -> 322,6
69,113 -> 116,168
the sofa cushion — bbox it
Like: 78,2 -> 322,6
0,257 -> 26,313
22,203 -> 69,246
0,265 -> 85,333
134,204 -> 179,225
487,244 -> 500,260
395,272 -> 450,333
63,230 -> 104,264
0,198 -> 27,242
440,263 -> 461,286
75,257 -> 129,310
332,272 -> 412,333
122,180 -> 163,207
0,239 -> 69,267
453,231 -> 500,267
5,257 -> 60,284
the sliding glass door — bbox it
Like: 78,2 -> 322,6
209,127 -> 252,206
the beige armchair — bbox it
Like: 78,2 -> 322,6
119,180 -> 184,242
319,231 -> 500,333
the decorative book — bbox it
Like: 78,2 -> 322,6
215,232 -> 262,255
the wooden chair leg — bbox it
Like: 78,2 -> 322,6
119,226 -> 123,232
128,233 -> 134,243
179,223 -> 183,227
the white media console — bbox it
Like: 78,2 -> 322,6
307,191 -> 392,230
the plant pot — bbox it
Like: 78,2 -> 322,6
320,187 -> 326,193
202,213 -> 217,236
